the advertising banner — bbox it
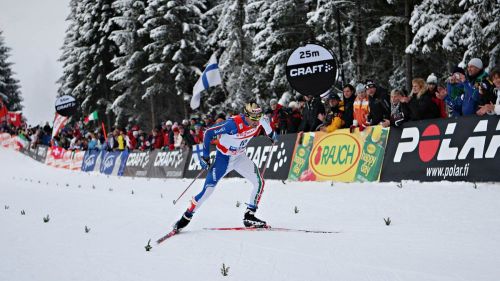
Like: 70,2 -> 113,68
288,126 -> 389,182
35,145 -> 48,163
286,43 -> 338,97
148,149 -> 190,178
184,135 -> 297,180
81,150 -> 102,172
123,150 -> 151,177
100,151 -> 120,175
381,115 -> 500,182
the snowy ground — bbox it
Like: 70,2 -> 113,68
1,148 -> 500,281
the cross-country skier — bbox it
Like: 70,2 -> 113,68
173,101 -> 278,231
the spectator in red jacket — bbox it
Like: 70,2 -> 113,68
269,99 -> 288,134
151,128 -> 163,149
427,73 -> 447,118
192,123 -> 204,144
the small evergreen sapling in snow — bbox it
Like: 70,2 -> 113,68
4,205 -> 9,210
85,226 -> 91,233
384,217 -> 391,226
294,206 -> 300,214
145,239 -> 152,251
220,263 -> 230,276
397,182 -> 403,188
236,201 -> 241,207
43,215 -> 50,223
473,182 -> 477,189
21,210 -> 26,215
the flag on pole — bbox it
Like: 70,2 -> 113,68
7,111 -> 22,127
52,113 -> 69,138
191,53 -> 222,109
84,111 -> 98,124
15,134 -> 29,150
0,100 -> 8,122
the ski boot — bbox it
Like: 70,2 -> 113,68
173,210 -> 193,232
243,207 -> 267,228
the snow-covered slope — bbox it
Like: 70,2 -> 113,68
1,148 -> 499,281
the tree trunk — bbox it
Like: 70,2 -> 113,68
404,0 -> 413,92
150,95 -> 155,130
355,0 -> 363,81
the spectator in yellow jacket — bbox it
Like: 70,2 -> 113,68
116,129 -> 126,151
318,93 -> 344,133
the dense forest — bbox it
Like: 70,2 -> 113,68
55,0 -> 499,130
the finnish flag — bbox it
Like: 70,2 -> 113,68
191,53 -> 222,109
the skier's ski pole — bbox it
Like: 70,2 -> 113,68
173,160 -> 214,205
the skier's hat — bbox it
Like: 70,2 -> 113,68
244,101 -> 263,121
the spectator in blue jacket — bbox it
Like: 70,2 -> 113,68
444,66 -> 466,117
462,58 -> 488,115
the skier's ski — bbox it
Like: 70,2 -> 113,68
156,229 -> 179,244
156,226 -> 339,245
203,226 -> 339,234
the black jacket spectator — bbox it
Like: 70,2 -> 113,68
407,91 -> 440,120
298,95 -> 325,132
367,87 -> 390,125
342,88 -> 356,128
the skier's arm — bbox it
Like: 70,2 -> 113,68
202,119 -> 237,157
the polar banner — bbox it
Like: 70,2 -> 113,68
381,115 -> 500,182
148,150 -> 190,178
286,43 -> 338,97
184,134 -> 297,180
288,126 -> 389,182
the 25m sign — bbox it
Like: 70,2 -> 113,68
381,116 -> 500,182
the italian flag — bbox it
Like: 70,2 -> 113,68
84,111 -> 98,123
15,134 -> 29,149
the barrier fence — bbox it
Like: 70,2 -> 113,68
2,115 -> 499,182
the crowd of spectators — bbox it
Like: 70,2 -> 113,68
2,58 -> 499,153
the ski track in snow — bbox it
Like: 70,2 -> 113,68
1,148 -> 500,281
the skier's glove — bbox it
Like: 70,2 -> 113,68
268,131 -> 279,144
200,156 -> 211,170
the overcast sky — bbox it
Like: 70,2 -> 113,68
0,0 -> 69,125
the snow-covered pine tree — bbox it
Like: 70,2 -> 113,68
58,0 -> 83,101
0,30 -> 23,111
58,0 -> 121,127
249,0 -> 313,103
364,0 -> 411,90
204,0 -> 256,113
306,0 -> 356,86
142,0 -> 207,124
107,0 -> 152,129
441,0 -> 499,69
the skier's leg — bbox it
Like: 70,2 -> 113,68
174,151 -> 230,231
233,154 -> 265,209
233,154 -> 267,227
